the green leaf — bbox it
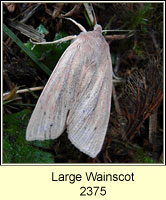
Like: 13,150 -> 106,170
134,148 -> 155,163
83,10 -> 93,27
36,24 -> 49,35
111,53 -> 116,65
24,32 -> 70,70
124,3 -> 153,31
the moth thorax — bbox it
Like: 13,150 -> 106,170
94,24 -> 102,32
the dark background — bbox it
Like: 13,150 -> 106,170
3,3 -> 163,163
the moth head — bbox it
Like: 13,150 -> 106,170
94,24 -> 102,33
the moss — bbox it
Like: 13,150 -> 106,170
3,109 -> 54,163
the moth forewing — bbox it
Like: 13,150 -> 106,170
68,53 -> 112,157
26,42 -> 80,141
26,24 -> 113,158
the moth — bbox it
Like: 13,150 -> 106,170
26,21 -> 112,158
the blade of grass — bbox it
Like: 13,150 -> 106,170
3,24 -> 51,75
11,103 -> 36,107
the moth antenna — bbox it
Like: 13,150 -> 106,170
102,29 -> 135,33
63,17 -> 87,32
30,35 -> 77,45
84,3 -> 97,25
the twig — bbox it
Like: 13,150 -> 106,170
112,84 -> 121,116
8,21 -> 46,42
105,34 -> 129,40
3,86 -> 44,97
61,4 -> 81,17
84,3 -> 96,25
149,109 -> 158,144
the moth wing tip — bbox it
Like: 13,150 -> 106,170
25,133 -> 45,141
68,135 -> 100,158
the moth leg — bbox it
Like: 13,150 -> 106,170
30,35 -> 77,45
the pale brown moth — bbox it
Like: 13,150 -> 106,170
26,20 -> 112,158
